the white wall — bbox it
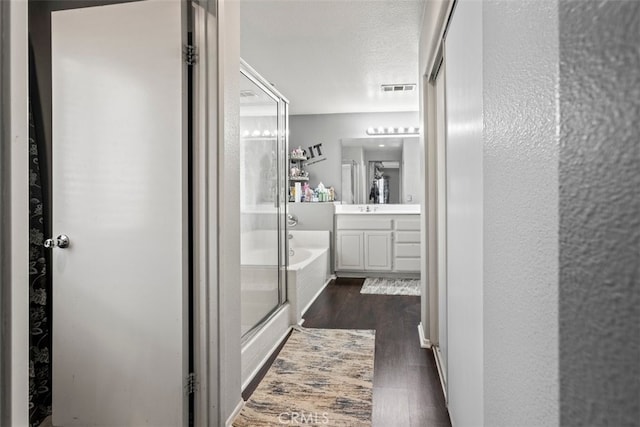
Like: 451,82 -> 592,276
482,1 -> 559,425
444,1 -> 484,424
10,1 -> 29,425
290,112 -> 419,200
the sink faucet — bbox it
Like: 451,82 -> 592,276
366,205 -> 371,212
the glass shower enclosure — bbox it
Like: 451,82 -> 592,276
239,60 -> 288,338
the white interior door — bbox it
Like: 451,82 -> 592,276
51,1 -> 187,425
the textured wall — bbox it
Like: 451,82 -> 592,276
559,1 -> 640,425
482,1 -> 560,426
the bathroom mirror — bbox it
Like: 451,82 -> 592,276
341,137 -> 419,204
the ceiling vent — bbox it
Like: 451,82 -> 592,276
381,84 -> 416,93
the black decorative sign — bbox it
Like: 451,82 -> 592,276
304,143 -> 326,166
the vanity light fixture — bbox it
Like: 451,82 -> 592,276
242,129 -> 280,138
366,127 -> 420,136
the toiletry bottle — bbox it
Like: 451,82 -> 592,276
294,182 -> 302,203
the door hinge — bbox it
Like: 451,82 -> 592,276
184,44 -> 198,66
185,372 -> 198,395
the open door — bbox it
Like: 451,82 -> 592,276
50,1 -> 188,425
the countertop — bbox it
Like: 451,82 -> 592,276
334,204 -> 421,215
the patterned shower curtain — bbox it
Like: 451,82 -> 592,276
28,97 -> 51,426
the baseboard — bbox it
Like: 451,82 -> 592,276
336,271 -> 420,279
433,346 -> 448,404
417,322 -> 432,348
225,399 -> 245,427
300,276 -> 332,318
241,324 -> 292,392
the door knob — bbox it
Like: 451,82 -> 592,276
44,234 -> 70,249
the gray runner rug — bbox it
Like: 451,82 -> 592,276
233,327 -> 375,426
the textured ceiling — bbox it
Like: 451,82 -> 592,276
241,0 -> 425,115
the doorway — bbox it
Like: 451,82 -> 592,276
27,1 -> 209,425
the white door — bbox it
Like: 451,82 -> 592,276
51,2 -> 188,426
336,231 -> 364,270
364,231 -> 392,271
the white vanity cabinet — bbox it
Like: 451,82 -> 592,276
336,230 -> 365,270
335,213 -> 420,274
364,231 -> 393,270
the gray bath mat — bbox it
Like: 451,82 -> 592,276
360,277 -> 421,296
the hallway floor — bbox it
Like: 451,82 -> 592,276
244,277 -> 451,427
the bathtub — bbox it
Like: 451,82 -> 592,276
240,230 -> 330,390
287,230 -> 331,324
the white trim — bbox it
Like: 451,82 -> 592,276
424,0 -> 457,78
336,272 -> 420,279
417,322 -> 432,348
433,346 -> 448,404
299,276 -> 332,319
225,399 -> 245,427
10,1 -> 29,425
241,308 -> 292,391
217,0 -> 242,421
192,2 -> 220,425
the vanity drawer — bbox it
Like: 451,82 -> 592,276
395,218 -> 420,231
395,231 -> 421,243
336,217 -> 392,230
395,243 -> 420,257
394,258 -> 421,272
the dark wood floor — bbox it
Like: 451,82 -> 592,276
243,277 -> 451,427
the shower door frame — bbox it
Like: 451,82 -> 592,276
239,59 -> 290,341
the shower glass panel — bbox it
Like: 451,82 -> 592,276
240,61 -> 288,338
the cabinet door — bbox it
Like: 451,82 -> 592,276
364,231 -> 393,271
336,231 -> 364,270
